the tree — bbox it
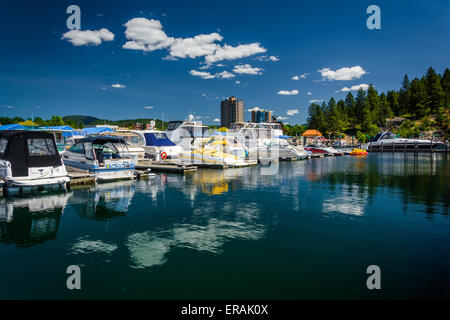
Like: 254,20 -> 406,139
409,78 -> 428,117
399,74 -> 410,115
325,97 -> 344,136
345,92 -> 356,125
337,99 -> 348,128
441,68 -> 450,108
379,93 -> 393,127
366,84 -> 381,126
307,103 -> 326,133
48,115 -> 65,126
423,67 -> 446,126
386,90 -> 400,116
355,88 -> 367,128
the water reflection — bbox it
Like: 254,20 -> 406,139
0,193 -> 69,247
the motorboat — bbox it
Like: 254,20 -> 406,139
165,115 -> 210,149
362,132 -> 446,151
293,145 -> 312,160
99,130 -> 146,163
0,130 -> 70,195
133,130 -> 183,160
179,135 -> 255,167
62,135 -> 135,182
305,137 -> 343,155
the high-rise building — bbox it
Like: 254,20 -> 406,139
220,96 -> 244,128
251,109 -> 272,123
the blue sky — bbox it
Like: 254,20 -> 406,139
0,0 -> 449,125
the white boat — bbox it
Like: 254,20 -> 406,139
362,132 -> 446,151
62,135 -> 135,182
165,115 -> 210,150
99,130 -> 146,163
0,130 -> 70,195
133,130 -> 183,160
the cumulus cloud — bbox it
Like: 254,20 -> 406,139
277,89 -> 299,95
309,99 -> 324,103
233,64 -> 263,75
111,84 -> 126,88
190,70 -> 235,79
62,28 -> 114,46
286,109 -> 299,116
235,80 -> 241,84
255,55 -> 279,62
291,76 -> 299,80
300,73 -> 309,79
144,106 -> 154,109
292,73 -> 308,80
277,116 -> 288,120
123,18 -> 266,64
213,118 -> 220,122
339,84 -> 369,92
318,66 -> 366,81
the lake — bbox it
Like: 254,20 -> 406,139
0,153 -> 449,299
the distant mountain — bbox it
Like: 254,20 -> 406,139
63,115 -> 100,126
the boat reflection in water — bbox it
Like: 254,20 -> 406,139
0,193 -> 69,247
70,180 -> 136,220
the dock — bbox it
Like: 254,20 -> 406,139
136,160 -> 198,174
0,180 -> 4,197
310,153 -> 325,158
68,172 -> 95,189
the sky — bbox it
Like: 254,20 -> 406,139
0,0 -> 449,125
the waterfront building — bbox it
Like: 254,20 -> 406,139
221,97 -> 244,128
251,109 -> 272,123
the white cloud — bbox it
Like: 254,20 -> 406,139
190,70 -> 235,79
233,64 -> 263,75
247,107 -> 260,112
277,89 -> 299,95
205,43 -> 266,64
300,73 -> 309,79
235,80 -> 241,84
269,55 -> 279,61
216,71 -> 235,79
291,76 -> 299,80
213,118 -> 220,122
309,99 -> 324,103
111,84 -> 126,88
122,18 -> 266,64
62,28 -> 114,46
277,116 -> 288,120
144,106 -> 154,109
318,66 -> 366,80
123,18 -> 174,52
339,84 -> 369,92
307,91 -> 312,95
255,55 -> 279,62
286,109 -> 299,116
7,105 -> 13,109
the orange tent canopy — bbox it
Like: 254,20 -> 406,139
302,129 -> 322,137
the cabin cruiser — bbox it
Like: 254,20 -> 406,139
62,135 -> 135,182
362,132 -> 446,151
0,131 -> 70,195
133,130 -> 183,160
292,145 -> 311,160
305,137 -> 343,155
165,115 -> 210,149
99,130 -> 146,163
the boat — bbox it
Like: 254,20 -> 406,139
349,148 -> 368,156
165,115 -> 210,149
293,145 -> 312,160
179,135 -> 255,167
99,130 -> 146,163
133,130 -> 183,160
62,135 -> 135,182
363,132 -> 446,152
305,137 -> 343,155
0,130 -> 70,195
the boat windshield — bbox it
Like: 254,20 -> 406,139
167,121 -> 182,131
27,138 -> 58,156
370,133 -> 383,142
0,138 -> 7,158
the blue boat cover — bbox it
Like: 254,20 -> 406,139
0,124 -> 25,130
144,132 -> 176,147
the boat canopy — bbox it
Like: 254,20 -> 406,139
144,132 -> 176,147
0,130 -> 62,177
77,135 -> 127,145
0,124 -> 25,131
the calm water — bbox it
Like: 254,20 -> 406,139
0,153 -> 449,299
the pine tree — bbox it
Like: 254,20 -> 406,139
409,78 -> 428,117
355,88 -> 367,127
307,103 -> 326,133
345,92 -> 356,125
440,68 -> 450,109
387,90 -> 400,116
379,93 -> 393,127
366,84 -> 380,126
337,99 -> 348,128
424,67 -> 444,119
325,97 -> 344,136
399,75 -> 410,115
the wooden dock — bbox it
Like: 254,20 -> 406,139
310,153 -> 325,158
68,172 -> 95,189
279,156 -> 298,161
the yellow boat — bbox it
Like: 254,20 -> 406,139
350,148 -> 368,156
